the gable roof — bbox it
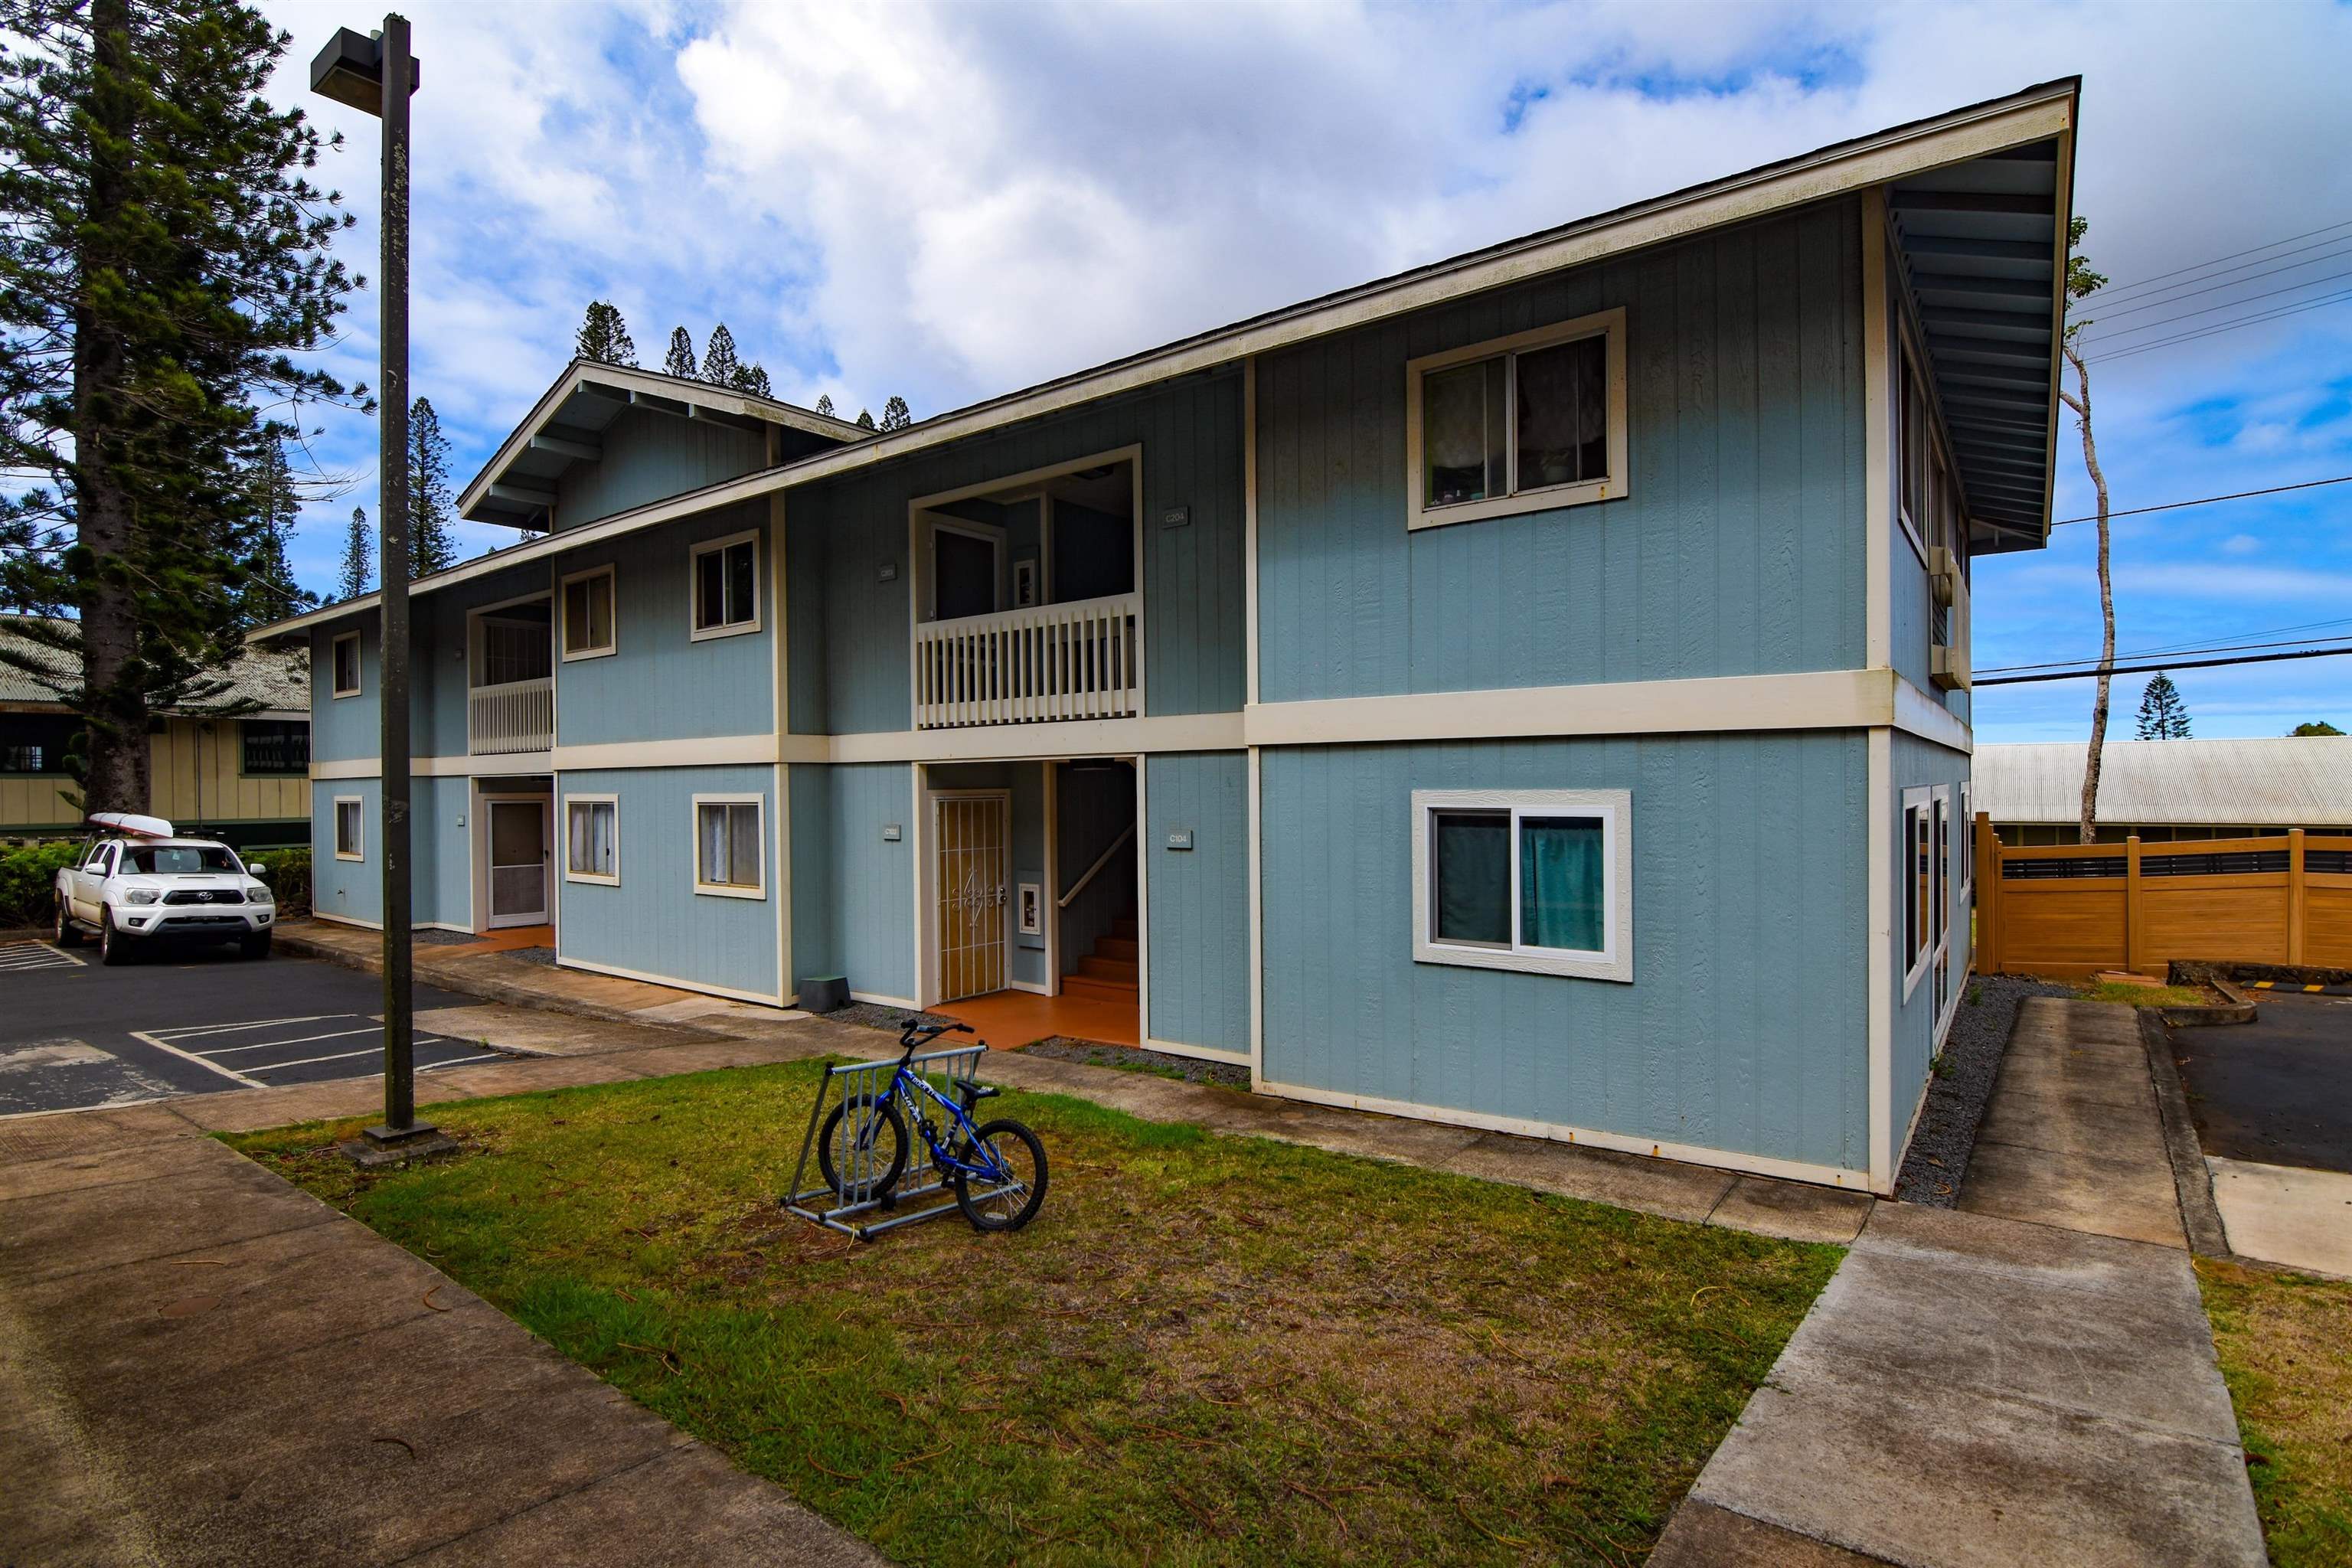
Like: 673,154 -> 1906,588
458,360 -> 873,528
1975,737 -> 2352,827
0,616 -> 309,716
260,77 -> 2079,644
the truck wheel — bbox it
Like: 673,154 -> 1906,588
54,900 -> 82,946
99,910 -> 133,966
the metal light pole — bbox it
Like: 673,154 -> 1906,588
312,19 -> 448,1163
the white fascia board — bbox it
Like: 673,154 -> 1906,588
261,83 -> 2075,646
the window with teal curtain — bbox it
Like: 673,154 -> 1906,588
1432,811 -> 1510,946
1518,815 -> 1604,952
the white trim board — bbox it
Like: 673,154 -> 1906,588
1259,1078 -> 1870,1191
256,83 -> 2076,644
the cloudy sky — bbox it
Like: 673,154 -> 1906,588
257,0 -> 2352,741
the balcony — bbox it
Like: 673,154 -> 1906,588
469,675 -> 554,754
913,593 -> 1139,730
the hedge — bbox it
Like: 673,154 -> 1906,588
0,838 -> 312,928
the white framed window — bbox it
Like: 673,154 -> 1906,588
564,794 -> 619,884
689,530 -> 760,640
331,631 -> 362,697
1404,307 -> 1628,531
1410,789 -> 1632,982
334,795 -> 364,861
560,566 -> 616,660
1902,784 -> 1951,999
692,793 -> 765,898
1958,782 -> 1974,899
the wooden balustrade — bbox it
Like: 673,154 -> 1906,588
913,593 -> 1141,730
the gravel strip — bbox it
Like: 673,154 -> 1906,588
411,927 -> 483,946
821,1001 -> 960,1034
507,945 -> 558,967
1895,973 -> 2072,1205
1018,1037 -> 1251,1089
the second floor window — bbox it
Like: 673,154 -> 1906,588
240,720 -> 309,777
332,632 -> 361,697
562,567 -> 616,658
691,532 -> 760,639
1406,307 -> 1628,530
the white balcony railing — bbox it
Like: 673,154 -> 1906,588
469,675 -> 554,755
913,592 -> 1140,730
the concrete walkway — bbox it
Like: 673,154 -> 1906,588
1653,998 -> 2266,1566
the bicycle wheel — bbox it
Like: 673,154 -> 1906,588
954,1119 -> 1048,1232
816,1096 -> 909,1198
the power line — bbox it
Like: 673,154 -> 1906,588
2090,230 -> 2352,311
1978,633 -> 2352,678
2081,245 -> 2352,328
2079,269 -> 2352,346
1975,645 -> 2352,687
2088,289 -> 2352,365
2050,472 -> 2352,526
2089,217 -> 2352,305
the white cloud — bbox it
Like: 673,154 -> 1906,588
2221,533 -> 2262,554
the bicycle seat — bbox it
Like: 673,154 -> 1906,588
956,1083 -> 1000,1109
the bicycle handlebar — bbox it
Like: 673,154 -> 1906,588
897,1018 -> 975,1047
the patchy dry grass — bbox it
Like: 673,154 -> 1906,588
230,1062 -> 1838,1566
2198,1258 -> 2352,1567
2076,981 -> 2211,1008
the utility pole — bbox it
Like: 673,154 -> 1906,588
312,18 -> 449,1164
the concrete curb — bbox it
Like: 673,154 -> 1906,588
2138,1007 -> 2233,1259
270,926 -> 730,1039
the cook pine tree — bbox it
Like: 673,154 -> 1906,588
0,0 -> 359,813
240,439 -> 312,627
663,325 -> 696,379
338,506 -> 371,601
2135,673 -> 2191,740
575,299 -> 637,366
880,395 -> 912,432
407,397 -> 456,578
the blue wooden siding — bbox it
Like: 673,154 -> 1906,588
554,503 -> 774,746
555,764 -> 779,998
1257,200 -> 1865,703
310,778 -> 380,925
1890,731 -> 1972,1147
309,622 -> 377,763
787,373 -> 1244,733
787,762 -> 916,1002
1145,751 -> 1250,1054
927,762 -> 1047,988
1260,731 -> 1869,1174
414,775 -> 473,929
556,406 -> 767,530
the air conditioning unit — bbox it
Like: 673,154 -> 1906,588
1929,546 -> 1970,691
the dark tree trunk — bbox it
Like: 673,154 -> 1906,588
74,0 -> 149,815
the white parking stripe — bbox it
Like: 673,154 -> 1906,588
416,1053 -> 501,1072
126,1030 -> 267,1089
149,1014 -> 341,1041
251,1046 -> 390,1073
0,942 -> 83,972
199,1025 -> 382,1057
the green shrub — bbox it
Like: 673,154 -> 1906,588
0,840 -> 82,929
247,843 -> 311,916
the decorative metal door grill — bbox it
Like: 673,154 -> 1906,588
934,795 -> 1008,1001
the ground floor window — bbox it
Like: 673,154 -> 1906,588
694,795 -> 763,897
565,795 -> 619,884
1410,789 -> 1632,982
334,796 -> 364,861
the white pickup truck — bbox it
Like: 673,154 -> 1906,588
53,813 -> 276,965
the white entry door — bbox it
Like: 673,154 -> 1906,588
486,799 -> 549,927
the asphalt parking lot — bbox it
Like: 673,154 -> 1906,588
2171,990 -> 2352,1173
0,939 -> 500,1118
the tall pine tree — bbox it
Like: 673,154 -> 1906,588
575,300 -> 636,365
879,395 -> 912,432
855,408 -> 876,430
337,505 -> 371,601
814,394 -> 835,417
239,439 -> 310,626
2135,673 -> 2191,740
701,323 -> 742,386
0,0 -> 358,812
407,397 -> 456,578
663,326 -> 696,379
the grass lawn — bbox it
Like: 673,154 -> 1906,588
2198,1258 -> 2352,1567
2074,981 -> 2211,1008
230,1062 -> 1841,1566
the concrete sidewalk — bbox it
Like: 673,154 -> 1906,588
1652,998 -> 2267,1566
0,1099 -> 880,1566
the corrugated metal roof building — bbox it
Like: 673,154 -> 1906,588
1974,737 -> 2352,845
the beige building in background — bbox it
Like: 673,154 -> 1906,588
0,615 -> 312,847
1975,737 -> 2352,845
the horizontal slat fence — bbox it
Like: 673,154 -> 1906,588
1975,812 -> 2352,978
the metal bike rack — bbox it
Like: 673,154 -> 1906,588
782,1044 -> 1017,1240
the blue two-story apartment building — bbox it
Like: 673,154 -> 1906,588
261,81 -> 2079,1194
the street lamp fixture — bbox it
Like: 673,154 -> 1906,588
309,17 -> 450,1167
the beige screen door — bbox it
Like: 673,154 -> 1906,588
487,799 -> 549,928
934,793 -> 1008,1001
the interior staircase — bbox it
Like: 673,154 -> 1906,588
1063,909 -> 1139,1004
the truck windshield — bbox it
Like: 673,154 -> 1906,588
120,846 -> 241,875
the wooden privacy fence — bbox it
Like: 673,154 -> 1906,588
1974,813 -> 2352,979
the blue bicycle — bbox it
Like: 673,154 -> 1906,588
815,1020 -> 1050,1232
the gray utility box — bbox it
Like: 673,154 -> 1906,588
799,975 -> 851,1014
